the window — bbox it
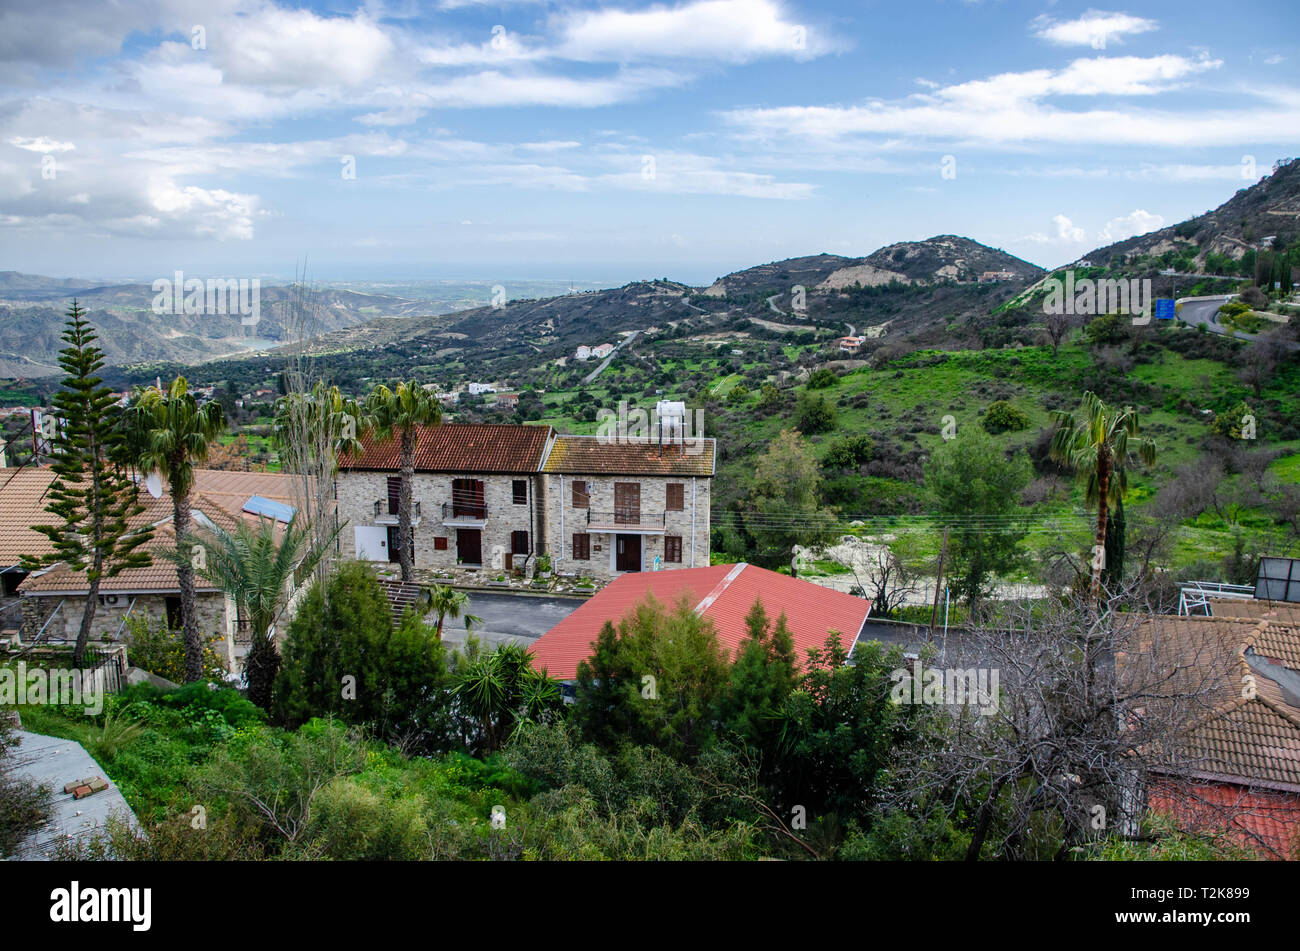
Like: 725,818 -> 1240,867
572,533 -> 590,560
664,535 -> 683,563
666,483 -> 684,511
572,480 -> 589,509
513,479 -> 527,505
386,476 -> 401,515
452,478 -> 485,518
511,531 -> 529,555
434,536 -> 448,551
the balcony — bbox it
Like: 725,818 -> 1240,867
585,510 -> 667,534
442,500 -> 488,527
374,499 -> 422,527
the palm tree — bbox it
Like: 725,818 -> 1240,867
1050,391 -> 1156,606
123,376 -> 226,681
183,514 -> 334,708
428,583 -> 482,641
366,381 -> 442,582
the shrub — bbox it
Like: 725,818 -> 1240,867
807,367 -> 839,389
124,615 -> 227,684
981,400 -> 1030,435
0,716 -> 52,857
823,434 -> 875,469
795,391 -> 837,434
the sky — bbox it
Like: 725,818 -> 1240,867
1,0 -> 1297,287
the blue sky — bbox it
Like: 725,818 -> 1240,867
1,0 -> 1297,286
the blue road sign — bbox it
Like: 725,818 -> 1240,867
1154,298 -> 1176,320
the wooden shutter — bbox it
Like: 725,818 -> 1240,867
572,533 -> 590,560
664,535 -> 683,563
666,483 -> 684,511
386,476 -> 401,515
572,480 -> 589,508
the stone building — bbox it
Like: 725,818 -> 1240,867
4,468 -> 303,671
336,423 -> 715,580
539,435 -> 714,579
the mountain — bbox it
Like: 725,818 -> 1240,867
276,236 -> 1044,393
0,277 -> 448,373
1081,157 -> 1300,275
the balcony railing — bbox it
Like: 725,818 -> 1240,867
585,510 -> 667,532
442,501 -> 487,522
374,500 -> 421,522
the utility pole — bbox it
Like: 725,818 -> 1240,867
929,524 -> 949,642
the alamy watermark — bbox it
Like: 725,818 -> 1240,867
596,400 -> 706,456
1,662 -> 104,715
151,271 -> 260,327
1042,270 -> 1151,325
889,660 -> 999,716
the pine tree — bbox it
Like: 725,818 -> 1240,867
25,302 -> 153,665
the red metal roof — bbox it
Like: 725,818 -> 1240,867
340,423 -> 554,474
528,563 -> 872,680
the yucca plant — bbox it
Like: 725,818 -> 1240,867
451,642 -> 560,753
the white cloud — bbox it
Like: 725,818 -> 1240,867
1022,214 -> 1087,244
720,54 -> 1300,150
557,0 -> 832,63
9,136 -> 75,153
1100,208 -> 1163,241
1032,10 -> 1158,47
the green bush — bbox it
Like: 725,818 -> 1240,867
807,367 -> 839,389
124,614 -> 227,683
823,434 -> 874,469
981,400 -> 1030,434
795,391 -> 837,434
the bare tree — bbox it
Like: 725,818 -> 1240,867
876,590 -> 1244,860
1238,330 -> 1287,397
841,544 -> 919,617
1043,310 -> 1072,354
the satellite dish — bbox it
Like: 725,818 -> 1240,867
144,473 -> 163,498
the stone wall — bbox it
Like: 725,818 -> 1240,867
19,592 -> 232,669
539,473 -> 710,581
337,471 -> 542,574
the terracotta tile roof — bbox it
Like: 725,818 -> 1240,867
3,465 -> 299,591
0,467 -> 58,566
340,424 -> 553,474
541,435 -> 716,477
1122,614 -> 1300,793
18,525 -> 221,595
1206,598 -> 1300,626
528,563 -> 871,680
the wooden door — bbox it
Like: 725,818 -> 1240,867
457,529 -> 482,566
616,534 -> 642,572
614,482 -> 640,525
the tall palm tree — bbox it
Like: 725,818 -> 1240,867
183,514 -> 333,709
366,381 -> 442,582
123,376 -> 226,681
1050,391 -> 1156,607
428,583 -> 482,641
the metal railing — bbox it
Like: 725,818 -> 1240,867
443,501 -> 487,521
1178,581 -> 1255,616
586,510 -> 667,530
375,499 -> 420,519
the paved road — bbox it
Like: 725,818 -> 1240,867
1177,295 -> 1297,350
441,592 -> 582,652
581,330 -> 639,384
